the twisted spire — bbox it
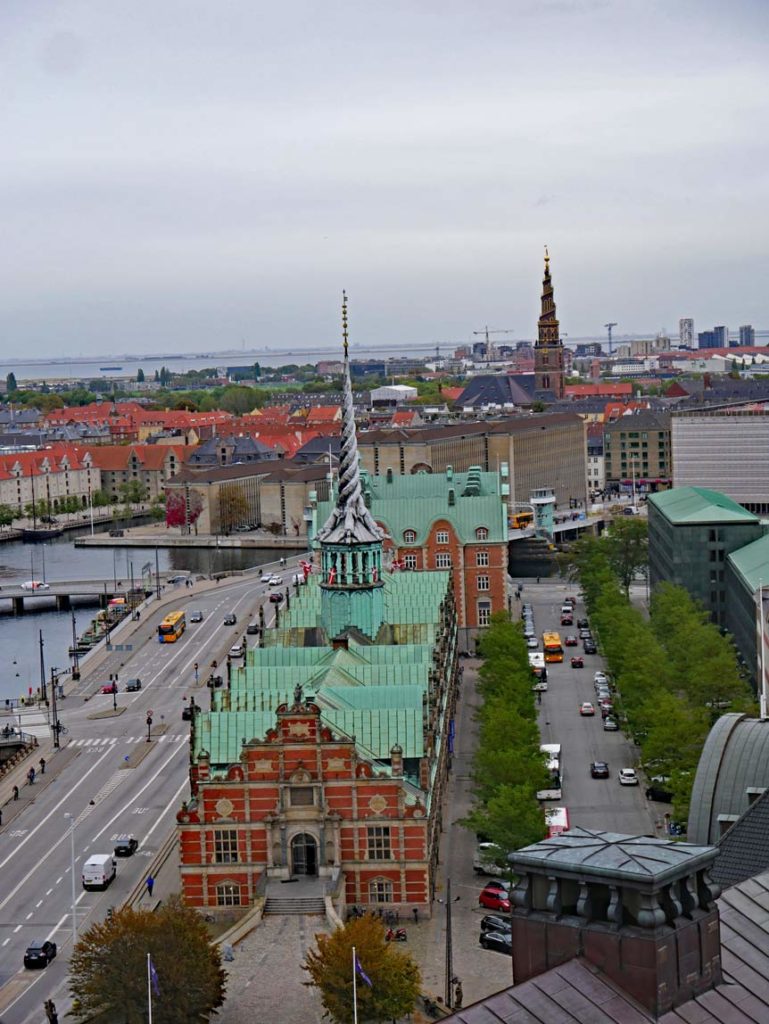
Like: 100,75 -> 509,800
537,246 -> 560,348
316,293 -> 384,546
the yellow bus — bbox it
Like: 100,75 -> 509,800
510,510 -> 534,530
542,631 -> 563,663
158,610 -> 186,643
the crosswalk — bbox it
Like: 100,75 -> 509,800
69,734 -> 188,747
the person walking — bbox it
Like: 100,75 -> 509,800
454,981 -> 463,1009
39,757 -> 46,774
12,784 -> 18,800
146,875 -> 155,897
27,766 -> 35,785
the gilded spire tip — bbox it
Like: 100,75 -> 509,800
544,245 -> 550,265
342,290 -> 349,359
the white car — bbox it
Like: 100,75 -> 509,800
268,576 -> 283,587
526,636 -> 539,650
594,671 -> 609,685
21,580 -> 50,590
228,642 -> 245,658
618,768 -> 639,786
260,572 -> 273,583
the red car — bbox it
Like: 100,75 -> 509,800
478,883 -> 511,912
564,635 -> 578,647
570,656 -> 584,668
100,683 -> 118,694
560,615 -> 573,627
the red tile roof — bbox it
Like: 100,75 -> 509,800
565,383 -> 634,398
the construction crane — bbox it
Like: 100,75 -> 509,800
473,327 -> 515,367
604,322 -> 618,356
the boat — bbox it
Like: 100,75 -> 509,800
99,366 -> 123,371
22,527 -> 63,542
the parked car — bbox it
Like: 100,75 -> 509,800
223,613 -> 237,625
114,837 -> 139,857
590,761 -> 610,779
526,636 -> 538,649
21,580 -> 50,591
125,678 -> 142,692
618,768 -> 639,785
23,940 -> 57,969
564,635 -> 578,647
269,592 -> 284,604
189,610 -> 204,623
246,622 -> 260,635
583,640 -> 597,654
579,702 -> 595,716
479,930 -> 513,955
579,628 -> 592,639
603,717 -> 619,732
478,883 -> 511,912
570,655 -> 584,669
480,914 -> 512,934
594,671 -> 609,685
646,784 -> 674,803
577,618 -> 589,629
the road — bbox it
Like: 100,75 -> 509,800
0,562 -> 299,1024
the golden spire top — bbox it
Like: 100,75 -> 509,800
342,290 -> 349,359
544,245 -> 550,266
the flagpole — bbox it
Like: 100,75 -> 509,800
352,945 -> 358,1024
147,953 -> 153,1024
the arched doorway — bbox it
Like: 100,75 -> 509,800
291,832 -> 318,876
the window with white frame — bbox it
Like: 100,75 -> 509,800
367,826 -> 392,860
476,551 -> 489,567
436,553 -> 452,569
476,527 -> 489,540
403,529 -> 417,543
477,575 -> 489,591
478,600 -> 491,627
214,829 -> 239,864
216,882 -> 241,906
436,530 -> 449,545
403,554 -> 417,570
369,878 -> 394,904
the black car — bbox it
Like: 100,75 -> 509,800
24,940 -> 57,968
480,914 -> 511,934
114,837 -> 139,857
583,640 -> 597,654
479,930 -> 512,955
646,784 -> 673,803
590,761 -> 610,779
246,622 -> 260,635
577,618 -> 589,629
223,613 -> 237,625
125,678 -> 142,692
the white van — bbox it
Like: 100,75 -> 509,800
82,853 -> 117,891
473,842 -> 507,876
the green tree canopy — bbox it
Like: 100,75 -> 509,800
69,895 -> 226,1024
303,913 -> 421,1024
5,372 -> 17,393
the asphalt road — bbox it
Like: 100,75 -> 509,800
0,564 -> 298,1024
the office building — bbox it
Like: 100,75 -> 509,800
603,410 -> 672,490
679,317 -> 694,347
739,324 -> 755,347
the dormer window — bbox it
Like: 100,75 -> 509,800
476,527 -> 489,541
403,529 -> 417,544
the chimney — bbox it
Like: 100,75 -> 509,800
509,828 -> 722,1018
390,743 -> 403,777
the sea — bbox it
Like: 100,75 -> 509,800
0,345 -> 437,384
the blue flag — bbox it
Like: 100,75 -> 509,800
355,955 -> 373,989
149,957 -> 160,997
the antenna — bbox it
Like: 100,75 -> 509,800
604,322 -> 618,355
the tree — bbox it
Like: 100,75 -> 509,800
303,913 -> 421,1024
0,504 -> 15,529
466,782 -> 548,855
603,517 -> 648,597
69,896 -> 225,1024
219,484 -> 251,532
118,481 -> 148,506
136,367 -> 145,383
165,489 -> 203,530
91,489 -> 111,507
218,385 -> 261,415
6,372 -> 17,394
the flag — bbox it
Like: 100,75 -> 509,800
355,955 -> 373,989
149,956 -> 160,997
328,566 -> 337,585
372,566 -> 378,583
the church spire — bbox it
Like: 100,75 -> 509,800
316,292 -> 383,546
534,247 -> 565,399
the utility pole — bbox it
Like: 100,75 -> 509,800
70,610 -> 80,681
605,322 -> 618,356
50,667 -> 60,748
438,878 -> 461,1008
39,630 -> 47,704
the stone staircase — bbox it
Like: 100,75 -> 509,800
263,895 -> 326,916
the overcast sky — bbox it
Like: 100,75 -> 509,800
0,0 -> 767,357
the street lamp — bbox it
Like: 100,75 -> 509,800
146,711 -> 153,742
437,877 -> 461,1009
111,678 -> 118,713
63,812 -> 77,946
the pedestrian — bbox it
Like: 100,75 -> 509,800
27,767 -> 35,785
412,906 -> 419,924
12,784 -> 18,800
146,875 -> 154,897
0,808 -> 3,826
454,981 -> 463,1009
39,757 -> 46,774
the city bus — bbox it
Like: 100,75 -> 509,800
510,510 -> 534,530
158,610 -> 186,643
545,806 -> 570,837
542,631 -> 564,663
537,743 -> 562,800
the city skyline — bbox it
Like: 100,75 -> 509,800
0,0 -> 767,357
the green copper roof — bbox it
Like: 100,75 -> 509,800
650,487 -> 758,525
315,465 -> 508,546
194,711 -> 275,765
726,533 -> 769,591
